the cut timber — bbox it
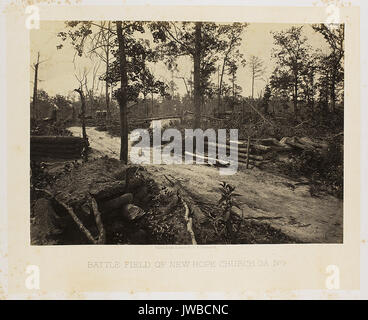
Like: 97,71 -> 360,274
255,138 -> 285,147
200,141 -> 263,160
298,137 -> 328,149
123,204 -> 146,220
31,153 -> 82,160
239,151 -> 263,161
90,196 -> 106,244
251,144 -> 271,152
33,188 -> 101,244
238,158 -> 266,167
181,197 -> 197,245
99,193 -> 133,212
31,145 -> 84,151
30,136 -> 86,144
31,150 -> 83,157
90,181 -> 127,201
280,137 -> 314,150
31,136 -> 86,160
50,158 -> 127,208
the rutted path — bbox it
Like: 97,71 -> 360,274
69,126 -> 343,243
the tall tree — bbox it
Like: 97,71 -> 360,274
248,55 -> 265,99
227,58 -> 243,104
272,26 -> 311,119
150,22 -> 204,127
315,53 -> 332,114
32,52 -> 40,119
299,53 -> 318,112
270,66 -> 293,104
193,22 -> 202,128
31,52 -> 47,119
58,21 -> 115,121
262,84 -> 272,114
216,23 -> 247,114
115,21 -> 129,162
58,21 -> 164,163
74,67 -> 89,144
312,24 -> 344,112
150,22 -> 246,123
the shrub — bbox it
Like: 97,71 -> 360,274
280,138 -> 343,198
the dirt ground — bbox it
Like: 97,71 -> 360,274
68,126 -> 343,243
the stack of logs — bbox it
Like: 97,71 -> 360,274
32,159 -> 149,245
202,136 -> 328,168
30,136 -> 87,160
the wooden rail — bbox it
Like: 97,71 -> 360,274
30,136 -> 86,160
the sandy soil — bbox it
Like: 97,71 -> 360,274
69,126 -> 343,243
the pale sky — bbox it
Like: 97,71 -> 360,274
30,21 -> 330,100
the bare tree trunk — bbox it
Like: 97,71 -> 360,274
182,77 -> 189,96
74,88 -> 88,143
251,70 -> 255,100
331,73 -> 336,113
217,59 -> 226,115
72,106 -> 76,122
151,91 -> 154,116
310,72 -> 315,113
105,23 -> 111,122
143,93 -> 148,117
193,22 -> 202,129
105,53 -> 110,122
323,70 -> 329,115
32,52 -> 40,119
232,74 -> 235,101
116,21 -> 128,163
293,76 -> 298,119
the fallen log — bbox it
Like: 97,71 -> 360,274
31,153 -> 82,160
238,158 -> 267,167
293,120 -> 310,128
251,144 -> 271,152
200,141 -> 263,160
298,137 -> 328,149
255,138 -> 284,147
31,136 -> 85,144
280,137 -> 314,151
90,181 -> 127,201
31,149 -> 82,155
247,103 -> 275,127
204,140 -> 292,155
31,144 -> 84,150
99,193 -> 133,212
238,150 -> 263,161
123,204 -> 146,220
181,197 -> 197,245
31,150 -> 83,156
164,175 -> 207,225
90,196 -> 106,244
33,188 -> 102,244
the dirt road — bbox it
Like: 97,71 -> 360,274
69,126 -> 343,243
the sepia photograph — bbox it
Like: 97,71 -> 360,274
1,0 -> 366,300
29,20 -> 345,246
